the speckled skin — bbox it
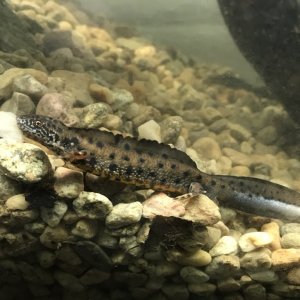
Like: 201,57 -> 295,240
17,115 -> 300,222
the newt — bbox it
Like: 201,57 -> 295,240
16,114 -> 300,222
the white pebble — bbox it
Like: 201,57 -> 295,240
209,236 -> 238,257
0,112 -> 23,142
138,120 -> 161,142
6,194 -> 29,210
239,232 -> 273,252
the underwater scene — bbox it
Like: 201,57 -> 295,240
0,0 -> 299,299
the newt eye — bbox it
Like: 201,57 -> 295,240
35,121 -> 42,126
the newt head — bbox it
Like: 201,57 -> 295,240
16,114 -> 68,154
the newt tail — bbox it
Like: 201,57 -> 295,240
16,115 -> 300,222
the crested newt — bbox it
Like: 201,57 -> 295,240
16,114 -> 300,222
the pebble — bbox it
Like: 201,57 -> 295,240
56,245 -> 82,266
256,125 -> 278,145
54,270 -> 84,292
0,112 -> 23,142
73,191 -> 113,220
281,223 -> 300,235
180,266 -> 209,284
286,267 -> 300,285
171,249 -> 212,267
281,233 -> 300,249
54,167 -> 84,199
161,284 -> 189,300
205,255 -> 240,279
105,202 -> 143,229
261,221 -> 281,250
188,283 -> 216,297
209,236 -> 238,257
79,268 -> 110,285
1,92 -> 35,115
36,93 -> 78,126
71,219 -> 98,239
138,120 -> 162,142
0,140 -> 51,183
110,89 -> 134,111
41,201 -> 68,227
217,277 -> 240,292
238,232 -> 273,252
248,270 -> 278,283
240,248 -> 272,270
37,250 -> 56,268
5,194 -> 29,210
12,74 -> 47,98
160,116 -> 183,144
192,137 -> 222,160
228,122 -> 252,141
243,283 -> 266,300
272,248 -> 300,269
40,224 -> 69,249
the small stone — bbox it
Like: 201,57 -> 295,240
181,194 -> 221,225
56,245 -> 82,266
0,141 -> 51,183
209,119 -> 228,133
228,123 -> 251,141
110,89 -> 134,111
162,284 -> 189,300
170,249 -> 212,267
206,226 -> 222,249
272,249 -> 300,269
256,126 -> 278,145
12,74 -> 47,98
80,268 -> 110,285
261,221 -> 281,250
54,167 -> 84,199
51,70 -> 94,106
54,270 -> 84,292
281,233 -> 300,248
132,105 -> 161,127
119,236 -> 142,257
36,93 -> 78,126
1,92 -> 35,115
238,232 -> 273,252
6,194 -> 29,210
102,114 -> 122,130
89,83 -> 113,103
25,222 -> 46,234
247,270 -> 278,283
217,277 -> 240,293
287,267 -> 300,285
223,148 -> 250,166
205,255 -> 240,279
113,271 -> 148,287
281,223 -> 300,235
73,191 -> 113,220
0,172 -> 22,201
180,266 -> 209,284
209,236 -> 238,257
160,116 -> 183,144
201,107 -> 222,125
106,202 -> 143,229
192,137 -> 222,160
96,228 -> 119,249
41,201 -> 68,227
138,120 -> 161,142
243,283 -> 266,300
240,248 -> 272,270
37,250 -> 56,268
230,165 -> 251,176
188,283 -> 216,297
71,219 -> 98,239
40,225 -> 69,249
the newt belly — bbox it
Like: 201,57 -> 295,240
16,115 -> 300,222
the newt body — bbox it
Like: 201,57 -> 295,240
16,115 -> 300,222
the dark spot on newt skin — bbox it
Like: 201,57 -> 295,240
109,153 -> 115,160
88,156 -> 97,165
183,171 -> 190,177
148,152 -> 154,157
109,163 -> 118,172
162,153 -> 168,159
239,181 -> 244,186
149,172 -> 156,177
122,155 -> 130,161
124,143 -> 130,151
175,178 -> 181,184
211,180 -> 216,186
88,137 -> 93,144
70,137 -> 79,145
171,164 -> 176,169
139,158 -> 145,163
161,178 -> 167,184
125,166 -> 133,176
158,163 -> 164,168
97,141 -> 104,148
136,168 -> 143,175
221,184 -> 226,189
197,175 -> 202,180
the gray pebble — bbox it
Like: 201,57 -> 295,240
105,202 -> 143,229
24,222 -> 46,234
256,125 -> 278,145
56,245 -> 82,266
79,268 -> 110,285
180,266 -> 209,284
41,201 -> 68,227
201,107 -> 222,125
0,141 -> 51,183
73,191 -> 113,220
13,74 -> 47,98
119,236 -> 142,257
54,270 -> 84,292
0,173 -> 22,202
162,284 -> 189,300
1,92 -> 35,115
110,89 -> 134,111
40,225 -> 70,249
71,219 -> 98,239
243,283 -> 266,300
37,250 -> 56,269
240,248 -> 272,271
247,270 -> 278,283
113,271 -> 148,288
228,122 -> 252,141
96,228 -> 119,249
160,116 -> 183,144
217,277 -> 240,292
188,282 -> 216,297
